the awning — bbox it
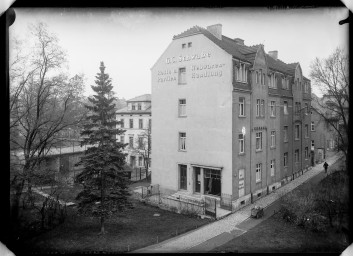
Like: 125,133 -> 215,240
190,163 -> 223,170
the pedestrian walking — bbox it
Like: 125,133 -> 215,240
323,161 -> 329,174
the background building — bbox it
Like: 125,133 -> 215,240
311,93 -> 338,164
116,94 -> 152,169
151,24 -> 311,210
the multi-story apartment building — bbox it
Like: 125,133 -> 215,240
151,24 -> 311,210
310,93 -> 338,164
116,94 -> 152,168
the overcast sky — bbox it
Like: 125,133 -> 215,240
10,7 -> 348,99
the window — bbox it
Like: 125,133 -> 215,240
295,124 -> 300,140
256,132 -> 262,151
283,101 -> 288,115
295,102 -> 299,114
262,73 -> 266,85
256,163 -> 262,182
284,126 -> 288,142
311,140 -> 315,149
257,71 -> 261,84
239,134 -> 245,154
129,119 -> 133,128
270,101 -> 276,117
188,42 -> 192,48
284,152 -> 288,167
235,63 -> 247,83
255,71 -> 258,84
139,156 -> 143,166
138,136 -> 143,149
304,82 -> 309,93
282,77 -> 289,89
305,147 -> 309,159
179,132 -> 186,151
132,104 -> 136,110
295,149 -> 299,163
138,103 -> 142,110
269,73 -> 276,88
256,99 -> 260,117
305,124 -> 309,138
259,70 -> 263,85
149,119 -> 151,129
178,67 -> 186,84
305,103 -> 308,114
179,99 -> 186,117
311,121 -> 315,131
261,100 -> 265,117
129,136 -> 134,148
239,97 -> 245,116
120,119 -> 124,128
179,164 -> 187,190
270,160 -> 275,176
139,119 -> 143,129
271,131 -> 276,148
182,43 -> 186,49
120,135 -> 125,144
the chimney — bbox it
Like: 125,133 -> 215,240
206,24 -> 222,40
268,50 -> 278,60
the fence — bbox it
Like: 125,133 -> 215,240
130,168 -> 150,182
204,196 -> 217,218
133,185 -> 207,217
220,193 -> 233,212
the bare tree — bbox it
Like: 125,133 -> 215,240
10,22 -> 87,221
134,122 -> 151,177
310,47 -> 349,163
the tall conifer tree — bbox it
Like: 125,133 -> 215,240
75,62 -> 131,234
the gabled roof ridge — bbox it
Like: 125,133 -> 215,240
173,25 -> 203,39
127,94 -> 151,102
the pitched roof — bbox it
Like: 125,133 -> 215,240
127,94 -> 151,102
116,105 -> 151,114
173,25 -> 303,77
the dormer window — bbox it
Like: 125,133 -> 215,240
282,77 -> 289,90
234,63 -> 247,83
132,104 -> 136,110
188,42 -> 192,48
269,73 -> 276,88
138,103 -> 142,110
182,43 -> 186,49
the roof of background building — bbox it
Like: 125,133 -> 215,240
127,94 -> 151,102
173,25 -> 304,77
116,105 -> 151,114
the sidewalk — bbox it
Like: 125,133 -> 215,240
133,152 -> 344,253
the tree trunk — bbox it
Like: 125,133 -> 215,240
11,179 -> 25,222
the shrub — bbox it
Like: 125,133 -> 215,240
169,206 -> 178,213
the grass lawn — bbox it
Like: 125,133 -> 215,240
212,212 -> 348,253
20,200 -> 212,254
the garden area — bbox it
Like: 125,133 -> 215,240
10,182 -> 212,254
212,157 -> 349,253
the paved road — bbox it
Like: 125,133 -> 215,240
133,152 -> 343,253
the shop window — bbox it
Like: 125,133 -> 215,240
204,168 -> 221,196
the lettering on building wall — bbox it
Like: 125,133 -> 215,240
191,63 -> 224,79
157,52 -> 225,83
165,52 -> 211,64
